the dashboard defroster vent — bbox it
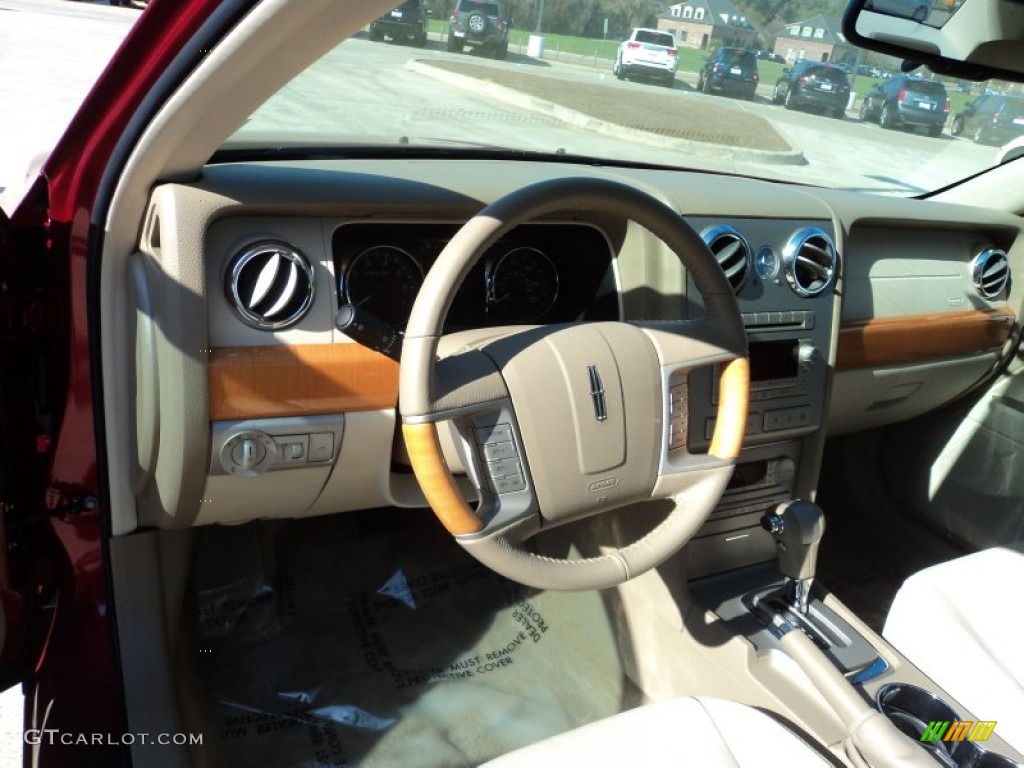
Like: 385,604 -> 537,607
971,247 -> 1010,299
702,225 -> 751,294
782,228 -> 838,297
225,240 -> 315,330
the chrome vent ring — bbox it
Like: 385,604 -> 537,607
782,228 -> 838,297
702,225 -> 751,294
971,247 -> 1010,299
225,240 -> 315,330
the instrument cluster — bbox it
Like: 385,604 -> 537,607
332,222 -> 619,329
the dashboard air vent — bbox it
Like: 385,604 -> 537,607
782,228 -> 838,297
702,225 -> 751,293
971,247 -> 1010,299
225,240 -> 315,330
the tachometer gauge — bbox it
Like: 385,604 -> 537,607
487,247 -> 559,323
754,246 -> 780,281
342,245 -> 424,327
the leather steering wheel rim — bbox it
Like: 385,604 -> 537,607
399,176 -> 749,590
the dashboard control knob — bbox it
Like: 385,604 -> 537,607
220,430 -> 277,477
798,345 -> 818,364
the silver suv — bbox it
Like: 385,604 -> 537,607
447,0 -> 509,59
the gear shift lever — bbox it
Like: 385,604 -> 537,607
761,500 -> 825,614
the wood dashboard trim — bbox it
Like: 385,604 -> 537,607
836,307 -> 1016,372
208,343 -> 400,421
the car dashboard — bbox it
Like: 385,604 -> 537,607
127,158 -> 1020,577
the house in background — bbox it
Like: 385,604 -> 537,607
657,0 -> 757,51
773,16 -> 856,64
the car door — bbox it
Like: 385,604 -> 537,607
865,83 -> 883,115
962,97 -> 986,134
0,196 -> 53,693
0,2 -> 233,763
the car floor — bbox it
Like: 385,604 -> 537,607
188,509 -> 645,768
814,432 -> 969,634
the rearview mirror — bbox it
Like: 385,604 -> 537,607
842,0 -> 1024,82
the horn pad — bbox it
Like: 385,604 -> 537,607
482,322 -> 663,526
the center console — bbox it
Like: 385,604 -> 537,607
684,218 -> 836,579
690,498 -> 1023,767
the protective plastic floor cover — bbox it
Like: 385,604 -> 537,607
192,512 -> 640,768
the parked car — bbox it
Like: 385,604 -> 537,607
697,47 -> 759,100
3,0 -> 1024,766
951,95 -> 1024,144
447,0 -> 509,58
756,50 -> 785,63
865,0 -> 931,21
859,75 -> 950,136
369,0 -> 429,46
998,134 -> 1024,163
772,59 -> 851,117
613,28 -> 678,86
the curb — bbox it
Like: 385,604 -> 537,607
407,60 -> 807,166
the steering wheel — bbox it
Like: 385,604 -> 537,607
399,177 -> 749,590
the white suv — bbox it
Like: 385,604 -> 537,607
614,28 -> 678,86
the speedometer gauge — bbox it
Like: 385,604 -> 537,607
487,247 -> 559,323
342,245 -> 424,327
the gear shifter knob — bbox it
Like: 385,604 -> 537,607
762,500 -> 825,613
764,500 -> 825,581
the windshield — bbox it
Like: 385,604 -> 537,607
227,5 -> 1018,198
904,79 -> 947,96
635,31 -> 675,47
804,65 -> 847,83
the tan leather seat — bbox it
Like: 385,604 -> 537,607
884,546 -> 1024,754
481,696 -> 831,767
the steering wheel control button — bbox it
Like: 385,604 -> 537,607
475,423 -> 513,444
220,430 -> 278,476
481,440 -> 517,462
668,382 -> 688,451
471,420 -> 528,495
487,458 -> 522,477
489,473 -> 527,495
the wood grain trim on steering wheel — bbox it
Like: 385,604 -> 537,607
402,423 -> 484,535
708,357 -> 750,460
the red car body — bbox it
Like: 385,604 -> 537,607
1,1 -> 224,763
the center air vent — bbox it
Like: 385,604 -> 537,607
702,225 -> 751,294
782,228 -> 838,297
225,240 -> 315,330
971,247 -> 1010,299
